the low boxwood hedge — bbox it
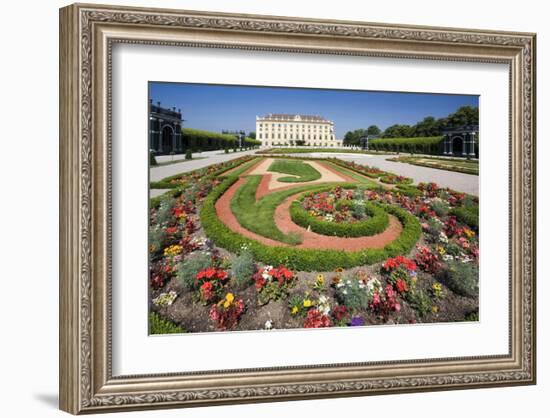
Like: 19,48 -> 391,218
200,176 -> 422,271
395,184 -> 423,197
290,193 -> 389,238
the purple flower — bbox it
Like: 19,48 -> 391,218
350,316 -> 365,326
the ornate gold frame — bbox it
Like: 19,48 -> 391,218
59,3 -> 536,414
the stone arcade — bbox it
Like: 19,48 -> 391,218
442,125 -> 479,157
149,99 -> 183,155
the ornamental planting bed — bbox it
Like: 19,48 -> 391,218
149,156 -> 479,334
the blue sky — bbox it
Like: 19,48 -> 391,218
149,82 -> 478,138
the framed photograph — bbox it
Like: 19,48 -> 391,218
59,3 -> 536,414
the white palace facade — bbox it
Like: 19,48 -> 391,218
256,113 -> 340,147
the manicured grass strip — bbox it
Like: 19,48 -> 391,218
323,160 -> 382,185
230,176 -> 324,245
268,159 -> 322,182
149,312 -> 185,334
450,205 -> 479,230
201,176 -> 422,271
387,156 -> 479,175
290,189 -> 389,238
230,175 -> 302,245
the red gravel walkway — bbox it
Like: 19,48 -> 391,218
215,177 -> 403,251
274,192 -> 403,250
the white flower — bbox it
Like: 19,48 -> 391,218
264,320 -> 273,330
438,231 -> 449,243
443,254 -> 454,261
342,290 -> 348,295
152,290 -> 178,307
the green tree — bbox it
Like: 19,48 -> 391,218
445,105 -> 479,127
367,125 -> 381,136
382,124 -> 412,138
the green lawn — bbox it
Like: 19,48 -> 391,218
230,175 -> 305,245
388,156 -> 478,175
268,159 -> 322,182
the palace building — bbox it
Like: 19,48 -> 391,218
256,113 -> 339,147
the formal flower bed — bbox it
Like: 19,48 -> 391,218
149,157 -> 479,333
150,155 -> 257,189
326,158 -> 387,178
290,186 -> 390,237
379,173 -> 414,185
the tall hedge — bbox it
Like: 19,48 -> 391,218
180,128 -> 261,152
369,136 -> 443,155
181,128 -> 238,151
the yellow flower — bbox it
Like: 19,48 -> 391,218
163,244 -> 183,257
432,306 -> 439,313
303,299 -> 312,308
314,274 -> 324,289
223,293 -> 234,308
291,306 -> 299,315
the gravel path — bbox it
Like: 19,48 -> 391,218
288,152 -> 479,196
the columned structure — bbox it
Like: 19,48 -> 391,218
442,125 -> 479,157
256,113 -> 340,147
359,134 -> 380,150
149,99 -> 183,154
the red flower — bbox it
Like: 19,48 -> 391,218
150,275 -> 164,289
196,267 -> 228,282
304,309 -> 333,328
382,256 -> 417,272
414,245 -> 442,274
332,305 -> 348,321
165,226 -> 178,235
395,278 -> 408,294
